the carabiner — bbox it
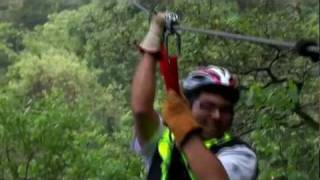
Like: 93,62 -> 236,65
163,12 -> 181,55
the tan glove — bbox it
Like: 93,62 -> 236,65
139,13 -> 165,53
162,90 -> 201,147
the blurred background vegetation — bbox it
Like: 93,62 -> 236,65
0,0 -> 319,179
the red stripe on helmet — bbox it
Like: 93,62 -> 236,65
202,69 -> 221,85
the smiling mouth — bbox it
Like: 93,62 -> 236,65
200,125 -> 225,138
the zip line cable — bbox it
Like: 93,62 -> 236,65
131,0 -> 150,14
174,25 -> 296,49
130,0 -> 319,61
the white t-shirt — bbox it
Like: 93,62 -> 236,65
132,123 -> 258,180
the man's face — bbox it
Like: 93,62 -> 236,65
191,92 -> 234,139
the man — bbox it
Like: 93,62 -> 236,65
131,13 -> 258,180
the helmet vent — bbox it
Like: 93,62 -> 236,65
192,75 -> 206,80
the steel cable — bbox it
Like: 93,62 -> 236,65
130,0 -> 319,59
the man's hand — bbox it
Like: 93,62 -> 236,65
139,13 -> 166,53
162,90 -> 201,147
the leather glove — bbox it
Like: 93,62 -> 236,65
139,13 -> 165,53
162,90 -> 201,147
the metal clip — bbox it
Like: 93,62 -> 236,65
164,12 -> 181,55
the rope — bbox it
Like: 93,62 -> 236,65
175,25 -> 296,49
131,0 -> 150,14
131,0 -> 319,60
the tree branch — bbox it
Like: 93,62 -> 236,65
5,146 -> 18,179
262,78 -> 287,88
24,152 -> 34,180
293,104 -> 318,130
239,49 -> 287,88
239,67 -> 269,75
238,127 -> 257,137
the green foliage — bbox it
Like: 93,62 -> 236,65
0,0 -> 92,28
0,89 -> 143,179
22,1 -> 145,87
1,41 -> 144,179
7,48 -> 97,98
0,22 -> 22,84
0,0 -> 318,179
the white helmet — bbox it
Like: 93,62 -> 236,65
182,65 -> 239,103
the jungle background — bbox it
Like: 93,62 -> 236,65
0,0 -> 319,179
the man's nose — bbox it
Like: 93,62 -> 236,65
210,108 -> 221,120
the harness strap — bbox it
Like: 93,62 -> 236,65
158,128 -> 233,180
159,45 -> 181,96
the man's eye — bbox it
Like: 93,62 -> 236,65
199,103 -> 215,110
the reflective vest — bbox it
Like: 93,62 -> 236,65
147,128 -> 233,180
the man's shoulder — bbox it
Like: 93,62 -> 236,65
214,137 -> 256,155
216,138 -> 258,180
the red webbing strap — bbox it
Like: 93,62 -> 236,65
159,45 -> 181,96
